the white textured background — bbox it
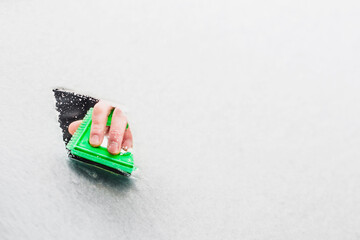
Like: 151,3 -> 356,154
1,0 -> 360,239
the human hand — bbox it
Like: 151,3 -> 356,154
68,100 -> 133,155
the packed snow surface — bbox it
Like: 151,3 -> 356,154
1,0 -> 360,239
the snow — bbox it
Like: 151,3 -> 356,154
1,0 -> 360,239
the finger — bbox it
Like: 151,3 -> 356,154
68,120 -> 82,135
90,101 -> 113,147
107,108 -> 127,155
121,127 -> 133,150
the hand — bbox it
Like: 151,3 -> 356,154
68,100 -> 133,155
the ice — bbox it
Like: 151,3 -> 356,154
1,0 -> 360,239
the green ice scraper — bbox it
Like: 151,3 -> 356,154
67,108 -> 134,175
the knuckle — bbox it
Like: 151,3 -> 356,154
109,129 -> 123,141
92,117 -> 103,125
91,125 -> 104,135
113,108 -> 123,117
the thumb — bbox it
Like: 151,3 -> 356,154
68,120 -> 82,135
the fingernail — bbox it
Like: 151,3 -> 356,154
108,142 -> 119,154
90,135 -> 100,146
